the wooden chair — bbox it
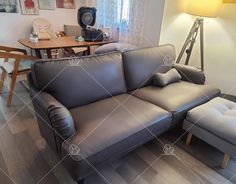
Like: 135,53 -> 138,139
0,46 -> 38,106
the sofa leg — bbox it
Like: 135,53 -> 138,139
186,132 -> 193,145
221,154 -> 230,169
77,179 -> 84,184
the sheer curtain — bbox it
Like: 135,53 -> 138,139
86,0 -> 147,46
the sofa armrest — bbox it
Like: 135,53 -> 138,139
173,64 -> 206,85
30,88 -> 76,140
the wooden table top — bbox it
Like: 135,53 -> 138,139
18,37 -> 117,50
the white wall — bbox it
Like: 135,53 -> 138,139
0,3 -> 80,48
160,0 -> 236,95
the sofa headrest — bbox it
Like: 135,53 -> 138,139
122,44 -> 176,91
30,52 -> 127,108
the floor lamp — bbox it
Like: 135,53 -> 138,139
176,0 -> 222,71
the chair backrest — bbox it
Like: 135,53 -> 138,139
122,44 -> 176,91
64,25 -> 82,36
0,46 -> 38,60
0,46 -> 27,54
33,18 -> 56,40
0,46 -> 27,63
30,52 -> 127,109
0,46 -> 38,73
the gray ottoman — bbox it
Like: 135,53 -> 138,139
183,97 -> 236,168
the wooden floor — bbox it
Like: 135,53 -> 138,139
0,82 -> 235,184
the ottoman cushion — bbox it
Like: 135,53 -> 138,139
186,97 -> 236,146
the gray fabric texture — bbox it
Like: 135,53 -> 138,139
183,120 -> 236,155
186,97 -> 236,146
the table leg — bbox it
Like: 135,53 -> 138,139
46,49 -> 52,59
87,46 -> 91,55
221,154 -> 230,169
186,132 -> 193,145
35,49 -> 42,59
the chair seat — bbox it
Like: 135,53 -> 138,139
72,47 -> 87,54
0,59 -> 33,74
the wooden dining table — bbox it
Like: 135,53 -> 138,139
18,36 -> 117,59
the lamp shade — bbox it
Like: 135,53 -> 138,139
186,0 -> 222,18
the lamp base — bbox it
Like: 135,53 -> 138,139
176,18 -> 204,71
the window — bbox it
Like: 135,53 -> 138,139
96,0 -> 131,27
116,0 -> 130,25
121,0 -> 130,22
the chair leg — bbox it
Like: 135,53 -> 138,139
7,73 -> 17,107
77,179 -> 84,184
221,154 -> 230,169
0,70 -> 6,94
186,132 -> 193,145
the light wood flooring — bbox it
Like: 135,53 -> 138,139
0,81 -> 235,184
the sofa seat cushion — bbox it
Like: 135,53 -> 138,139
186,97 -> 236,146
66,94 -> 171,159
132,81 -> 220,124
62,94 -> 171,172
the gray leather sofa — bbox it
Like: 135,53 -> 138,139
28,44 -> 220,183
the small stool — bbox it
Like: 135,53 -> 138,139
183,97 -> 236,169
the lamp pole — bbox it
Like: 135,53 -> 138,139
176,18 -> 204,71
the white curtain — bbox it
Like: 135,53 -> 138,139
86,0 -> 147,46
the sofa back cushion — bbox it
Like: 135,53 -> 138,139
122,44 -> 176,91
31,52 -> 127,108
